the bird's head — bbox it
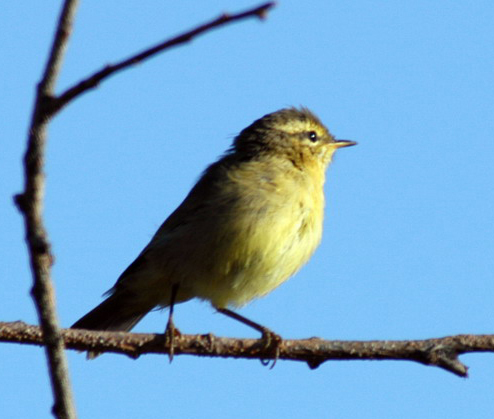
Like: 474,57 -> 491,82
233,107 -> 356,170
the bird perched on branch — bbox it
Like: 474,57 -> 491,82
72,107 -> 356,356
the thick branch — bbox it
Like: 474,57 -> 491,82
48,2 -> 276,116
14,1 -> 80,419
3,322 -> 494,377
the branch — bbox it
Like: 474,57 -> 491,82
48,2 -> 276,116
4,322 -> 494,377
13,3 -> 276,417
14,1 -> 80,419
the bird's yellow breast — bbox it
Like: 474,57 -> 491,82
184,157 -> 326,308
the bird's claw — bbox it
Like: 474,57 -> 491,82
259,328 -> 282,369
164,318 -> 182,363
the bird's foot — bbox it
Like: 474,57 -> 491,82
258,327 -> 282,369
164,317 -> 182,363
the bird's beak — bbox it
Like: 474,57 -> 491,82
333,139 -> 357,148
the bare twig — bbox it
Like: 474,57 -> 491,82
3,321 -> 494,377
13,1 -> 80,418
46,2 -> 276,116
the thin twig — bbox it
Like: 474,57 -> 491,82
3,321 -> 494,377
13,1 -> 80,418
47,2 -> 276,116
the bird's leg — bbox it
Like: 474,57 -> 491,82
165,284 -> 181,362
216,307 -> 282,368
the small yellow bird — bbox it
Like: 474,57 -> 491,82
72,107 -> 356,344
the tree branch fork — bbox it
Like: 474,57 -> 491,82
41,2 -> 276,118
3,321 -> 494,377
13,4 -> 276,417
13,2 -> 277,418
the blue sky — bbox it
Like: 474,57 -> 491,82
2,1 -> 494,418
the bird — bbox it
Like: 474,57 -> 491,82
72,107 -> 356,355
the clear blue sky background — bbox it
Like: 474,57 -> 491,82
2,1 -> 494,418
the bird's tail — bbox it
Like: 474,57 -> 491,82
72,291 -> 152,332
71,292 -> 154,358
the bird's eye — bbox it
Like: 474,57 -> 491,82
307,131 -> 318,142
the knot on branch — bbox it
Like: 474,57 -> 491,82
14,193 -> 28,211
32,234 -> 53,258
421,343 -> 468,377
